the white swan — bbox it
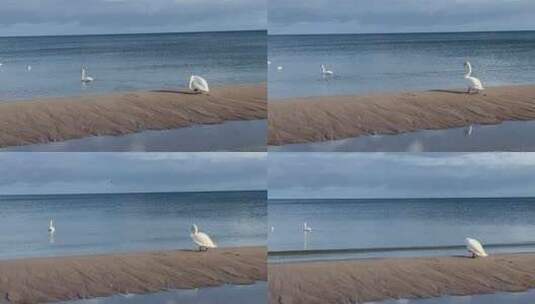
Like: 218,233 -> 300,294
189,75 -> 210,93
277,66 -> 283,71
464,62 -> 484,94
48,219 -> 55,234
267,60 -> 272,65
303,222 -> 312,232
190,224 -> 217,251
465,237 -> 488,258
81,66 -> 94,83
27,65 -> 32,71
321,64 -> 333,76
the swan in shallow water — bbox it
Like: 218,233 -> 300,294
48,219 -> 55,234
464,125 -> 473,136
464,62 -> 484,94
277,66 -> 283,71
189,75 -> 210,93
190,224 -> 217,251
321,64 -> 333,76
465,237 -> 488,258
303,222 -> 312,232
81,66 -> 94,83
27,65 -> 32,71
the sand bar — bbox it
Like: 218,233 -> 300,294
0,84 -> 266,148
0,246 -> 266,304
268,85 -> 535,145
269,253 -> 535,304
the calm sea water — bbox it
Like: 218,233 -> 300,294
375,289 -> 535,304
0,31 -> 266,100
60,283 -> 267,304
271,121 -> 535,152
269,31 -> 535,99
269,198 -> 535,254
0,191 -> 266,260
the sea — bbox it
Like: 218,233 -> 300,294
269,197 -> 535,260
0,30 -> 266,101
268,31 -> 535,99
0,190 -> 266,260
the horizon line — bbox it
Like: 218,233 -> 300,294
0,29 -> 266,39
268,29 -> 535,36
268,195 -> 535,200
0,189 -> 267,197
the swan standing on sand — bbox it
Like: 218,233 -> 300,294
464,62 -> 484,94
303,222 -> 312,232
81,66 -> 94,83
189,75 -> 210,93
321,64 -> 333,76
190,224 -> 217,251
465,237 -> 488,258
48,219 -> 55,234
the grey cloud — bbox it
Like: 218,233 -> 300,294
0,0 -> 266,36
0,153 -> 266,194
269,0 -> 535,34
269,153 -> 535,199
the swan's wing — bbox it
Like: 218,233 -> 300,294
467,77 -> 484,90
465,238 -> 487,256
191,232 -> 217,248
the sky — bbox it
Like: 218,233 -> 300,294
269,0 -> 535,35
0,153 -> 266,195
269,153 -> 535,199
0,0 -> 266,37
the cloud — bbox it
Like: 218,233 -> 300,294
269,0 -> 535,34
269,153 -> 535,199
0,152 -> 266,195
0,0 -> 266,36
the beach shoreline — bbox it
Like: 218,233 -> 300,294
269,253 -> 535,304
268,85 -> 535,146
0,83 -> 266,148
0,246 -> 266,304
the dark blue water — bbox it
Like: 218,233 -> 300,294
0,191 -> 266,260
0,31 -> 266,100
269,197 -> 535,254
269,31 -> 535,99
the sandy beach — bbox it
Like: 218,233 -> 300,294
0,246 -> 266,304
268,85 -> 535,145
269,253 -> 535,304
0,84 -> 266,148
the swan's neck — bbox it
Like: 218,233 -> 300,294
465,63 -> 472,78
82,68 -> 86,79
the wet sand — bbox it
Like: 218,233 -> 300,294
0,246 -> 266,304
0,84 -> 266,148
269,254 -> 535,304
268,85 -> 535,145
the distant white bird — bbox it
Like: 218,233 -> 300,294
48,219 -> 55,234
277,66 -> 283,71
464,125 -> 473,136
267,60 -> 272,65
271,226 -> 275,232
27,65 -> 32,71
465,237 -> 488,258
464,61 -> 484,94
0,62 -> 3,67
321,64 -> 333,76
81,66 -> 94,83
303,222 -> 312,232
189,75 -> 210,93
190,224 -> 217,251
